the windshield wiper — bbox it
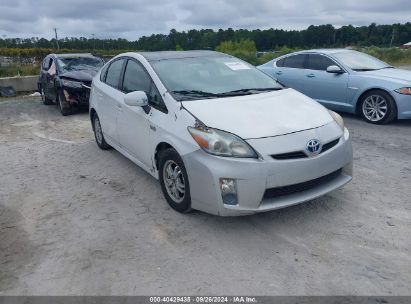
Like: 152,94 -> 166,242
220,87 -> 282,96
354,67 -> 395,71
170,90 -> 221,97
170,88 -> 282,100
353,68 -> 378,71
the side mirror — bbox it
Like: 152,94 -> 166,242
124,91 -> 148,107
326,65 -> 344,74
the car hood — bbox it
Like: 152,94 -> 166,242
359,68 -> 411,84
60,69 -> 97,82
182,88 -> 334,139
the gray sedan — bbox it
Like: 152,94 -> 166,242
258,49 -> 411,124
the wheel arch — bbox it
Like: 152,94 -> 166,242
154,142 -> 175,171
355,87 -> 397,115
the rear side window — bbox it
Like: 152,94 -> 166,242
105,59 -> 124,89
283,54 -> 306,69
307,54 -> 337,71
122,60 -> 151,93
276,58 -> 284,67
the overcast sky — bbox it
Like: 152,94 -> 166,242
1,0 -> 410,40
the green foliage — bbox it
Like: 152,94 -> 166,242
2,26 -> 411,77
215,41 -> 301,65
216,39 -> 259,64
0,64 -> 39,77
363,46 -> 411,65
216,39 -> 257,53
175,44 -> 184,51
258,52 -> 278,63
0,23 -> 410,52
0,47 -> 133,60
0,47 -> 132,77
256,46 -> 300,65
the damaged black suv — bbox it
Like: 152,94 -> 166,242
38,53 -> 104,115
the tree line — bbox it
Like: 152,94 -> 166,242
1,23 -> 410,51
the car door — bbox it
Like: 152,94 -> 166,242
273,54 -> 308,93
40,56 -> 56,101
45,57 -> 58,101
97,58 -> 126,143
303,53 -> 349,111
116,59 -> 155,169
40,56 -> 49,94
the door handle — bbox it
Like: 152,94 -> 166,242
306,73 -> 315,78
275,71 -> 283,75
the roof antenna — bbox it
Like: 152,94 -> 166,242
53,28 -> 60,50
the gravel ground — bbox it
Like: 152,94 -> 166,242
0,97 -> 410,296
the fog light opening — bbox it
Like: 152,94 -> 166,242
220,178 -> 238,205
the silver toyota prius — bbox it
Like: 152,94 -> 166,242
89,51 -> 353,216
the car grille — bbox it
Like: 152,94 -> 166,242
321,138 -> 340,153
271,138 -> 340,160
263,168 -> 342,200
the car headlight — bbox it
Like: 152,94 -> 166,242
395,87 -> 411,95
188,125 -> 258,158
62,79 -> 83,88
328,110 -> 345,131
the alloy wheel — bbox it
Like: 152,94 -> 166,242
163,160 -> 185,203
362,94 -> 388,122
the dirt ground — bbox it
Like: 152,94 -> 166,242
0,97 -> 410,296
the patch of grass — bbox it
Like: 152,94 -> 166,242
0,64 -> 40,77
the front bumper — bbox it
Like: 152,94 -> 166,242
183,123 -> 353,216
62,85 -> 91,106
393,91 -> 411,119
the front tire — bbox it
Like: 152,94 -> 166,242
158,148 -> 191,213
92,113 -> 111,150
360,90 -> 396,124
58,91 -> 72,116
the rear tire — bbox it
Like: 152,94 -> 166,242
360,90 -> 396,124
158,148 -> 191,213
41,87 -> 53,105
92,113 -> 111,150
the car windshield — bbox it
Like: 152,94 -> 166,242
333,51 -> 391,71
57,57 -> 104,73
150,56 -> 282,101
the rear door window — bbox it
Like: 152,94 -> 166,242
283,54 -> 307,69
307,54 -> 337,71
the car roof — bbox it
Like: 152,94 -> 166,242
135,50 -> 230,62
294,49 -> 354,55
54,53 -> 97,58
